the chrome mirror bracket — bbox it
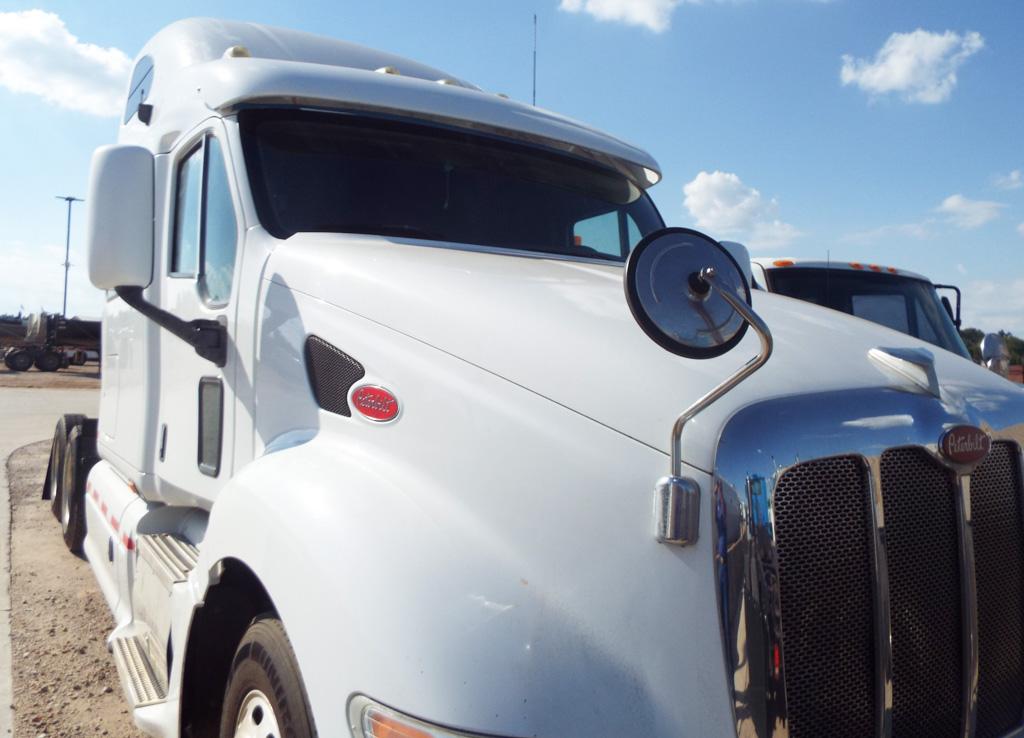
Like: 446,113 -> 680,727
655,476 -> 701,545
656,267 -> 774,546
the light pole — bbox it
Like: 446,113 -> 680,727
56,195 -> 84,317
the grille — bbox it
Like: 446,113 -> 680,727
972,442 -> 1024,738
881,447 -> 963,738
773,456 -> 876,738
304,336 -> 365,417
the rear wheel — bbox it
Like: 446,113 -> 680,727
219,618 -> 316,738
60,425 -> 90,552
6,350 -> 33,372
35,350 -> 62,372
47,414 -> 86,518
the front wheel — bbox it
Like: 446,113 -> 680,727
219,617 -> 317,738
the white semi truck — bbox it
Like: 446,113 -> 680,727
46,18 -> 1024,738
751,257 -> 971,359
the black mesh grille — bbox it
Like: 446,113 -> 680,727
972,442 -> 1024,738
304,336 -> 365,417
773,456 -> 876,738
881,447 -> 962,738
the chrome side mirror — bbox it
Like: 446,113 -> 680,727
981,333 -> 1010,378
625,228 -> 774,545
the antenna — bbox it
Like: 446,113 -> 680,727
532,13 -> 538,106
56,195 -> 84,317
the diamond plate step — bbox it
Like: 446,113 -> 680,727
111,635 -> 167,707
138,533 -> 199,588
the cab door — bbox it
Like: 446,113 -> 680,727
156,122 -> 242,504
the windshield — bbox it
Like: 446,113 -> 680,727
766,268 -> 970,358
238,108 -> 664,260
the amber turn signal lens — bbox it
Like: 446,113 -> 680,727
364,708 -> 434,738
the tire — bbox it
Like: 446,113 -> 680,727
60,422 -> 97,553
47,414 -> 86,517
7,350 -> 33,372
219,618 -> 317,738
35,350 -> 62,372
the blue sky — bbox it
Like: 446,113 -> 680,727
1,0 -> 1021,332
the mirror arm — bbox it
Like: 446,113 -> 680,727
669,267 -> 774,477
115,286 -> 227,367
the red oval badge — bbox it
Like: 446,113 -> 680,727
939,425 -> 990,466
351,385 -> 400,422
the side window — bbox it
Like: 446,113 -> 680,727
123,56 -> 154,124
172,147 -> 202,276
914,300 -> 941,343
626,216 -> 642,250
851,294 -> 909,334
201,138 -> 238,304
572,210 -> 625,258
170,135 -> 239,302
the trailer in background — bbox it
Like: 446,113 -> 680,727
1,312 -> 101,372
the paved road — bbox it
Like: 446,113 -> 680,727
0,387 -> 98,736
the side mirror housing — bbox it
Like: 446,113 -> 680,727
718,241 -> 753,291
86,145 -> 154,290
981,333 -> 1010,378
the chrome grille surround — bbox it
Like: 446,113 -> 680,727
713,386 -> 1024,738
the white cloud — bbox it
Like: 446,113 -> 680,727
840,29 -> 984,104
559,0 -> 683,33
1018,223 -> 1024,238
956,263 -> 967,275
994,169 -> 1023,190
935,194 -> 1004,229
962,279 -> 1024,336
682,170 -> 800,249
558,0 -> 840,32
0,9 -> 130,117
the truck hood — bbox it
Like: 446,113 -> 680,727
266,233 -> 1020,470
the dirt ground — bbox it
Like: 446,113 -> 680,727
8,441 -> 144,737
0,364 -> 100,390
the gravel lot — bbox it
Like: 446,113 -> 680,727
0,364 -> 99,390
8,441 -> 143,737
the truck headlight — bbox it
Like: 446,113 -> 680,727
349,696 -> 491,738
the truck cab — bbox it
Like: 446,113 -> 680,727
45,18 -> 1024,738
752,257 -> 971,358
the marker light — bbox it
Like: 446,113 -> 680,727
772,259 -> 794,267
222,45 -> 251,59
351,697 -> 490,738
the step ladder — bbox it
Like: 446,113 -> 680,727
111,533 -> 200,707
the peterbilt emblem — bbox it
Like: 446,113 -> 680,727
351,385 -> 400,422
939,425 -> 990,465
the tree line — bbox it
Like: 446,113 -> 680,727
960,328 -> 1024,365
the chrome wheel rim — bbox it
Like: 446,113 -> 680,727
233,689 -> 282,738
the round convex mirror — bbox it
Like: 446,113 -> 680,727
625,227 -> 751,359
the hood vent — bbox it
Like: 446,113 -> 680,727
305,336 -> 365,417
